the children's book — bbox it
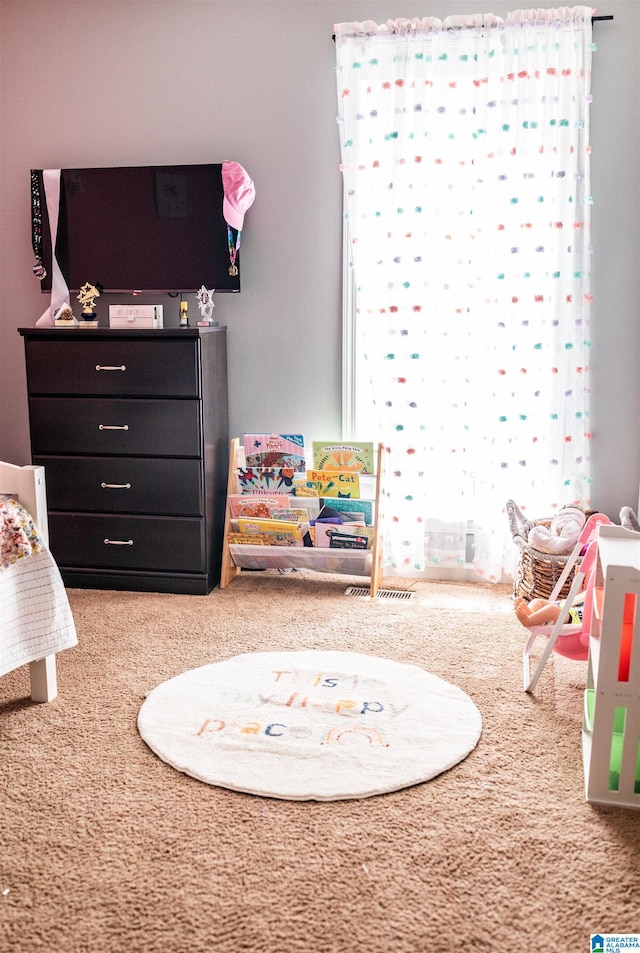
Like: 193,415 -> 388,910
238,517 -> 304,540
270,508 -> 309,522
287,497 -> 321,522
316,504 -> 366,524
227,495 -> 292,519
245,450 -> 306,470
291,480 -> 320,498
312,442 -> 375,474
229,531 -> 298,547
243,434 -> 306,471
306,469 -> 360,498
314,522 -> 372,549
228,532 -> 269,546
320,496 -> 374,525
236,468 -> 299,494
328,533 -> 369,550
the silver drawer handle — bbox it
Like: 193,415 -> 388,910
104,539 -> 134,546
96,364 -> 126,371
101,482 -> 132,490
99,424 -> 129,431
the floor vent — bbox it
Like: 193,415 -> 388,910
344,587 -> 415,601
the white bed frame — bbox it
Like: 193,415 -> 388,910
0,461 -> 57,701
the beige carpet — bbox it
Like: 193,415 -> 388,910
1,571 -> 639,953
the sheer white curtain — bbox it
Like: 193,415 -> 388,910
335,7 -> 595,581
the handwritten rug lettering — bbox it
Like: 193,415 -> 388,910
137,650 -> 482,801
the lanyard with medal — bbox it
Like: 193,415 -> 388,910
30,170 -> 47,281
227,225 -> 240,277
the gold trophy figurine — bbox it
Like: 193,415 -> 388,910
77,283 -> 100,327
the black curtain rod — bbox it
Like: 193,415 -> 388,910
332,15 -> 612,39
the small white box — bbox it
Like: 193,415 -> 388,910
109,305 -> 163,329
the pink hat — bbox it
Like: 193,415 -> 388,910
222,160 -> 255,232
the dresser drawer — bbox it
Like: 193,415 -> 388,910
33,455 -> 203,515
48,514 -> 205,572
29,398 -> 202,456
24,338 -> 200,397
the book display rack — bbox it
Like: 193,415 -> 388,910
220,437 -> 384,596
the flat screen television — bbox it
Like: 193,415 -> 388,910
32,163 -> 241,294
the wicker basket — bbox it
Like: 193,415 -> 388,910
506,499 -> 582,603
620,506 -> 640,532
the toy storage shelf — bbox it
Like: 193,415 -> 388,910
220,439 -> 384,596
582,524 -> 640,808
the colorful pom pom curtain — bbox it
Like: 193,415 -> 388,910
335,7 -> 595,581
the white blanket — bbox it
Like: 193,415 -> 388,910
528,504 -> 586,555
0,549 -> 77,677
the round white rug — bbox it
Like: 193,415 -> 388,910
137,650 -> 482,801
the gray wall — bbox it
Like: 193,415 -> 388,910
1,1 -> 638,520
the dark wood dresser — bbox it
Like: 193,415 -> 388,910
19,327 -> 229,595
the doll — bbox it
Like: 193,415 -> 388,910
514,592 -> 584,628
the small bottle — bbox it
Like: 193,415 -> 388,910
179,301 -> 189,327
